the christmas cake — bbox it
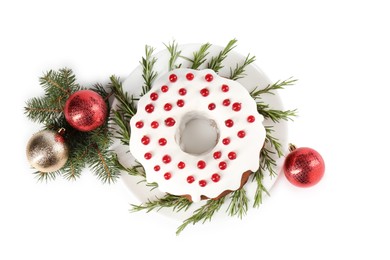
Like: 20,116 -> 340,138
129,68 -> 266,202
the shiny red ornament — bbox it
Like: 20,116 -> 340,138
283,145 -> 325,187
64,90 -> 107,132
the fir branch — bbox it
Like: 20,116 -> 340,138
227,189 -> 249,218
257,102 -> 297,123
34,171 -> 60,182
207,39 -> 237,72
229,54 -> 256,81
176,197 -> 225,235
164,41 -> 182,71
131,194 -> 192,213
252,168 -> 270,208
140,46 -> 158,95
181,43 -> 212,70
24,97 -> 62,124
92,83 -> 111,100
61,146 -> 87,180
40,69 -> 73,95
25,69 -> 81,124
265,126 -> 284,157
89,144 -> 120,183
250,77 -> 297,97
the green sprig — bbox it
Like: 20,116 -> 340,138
251,77 -> 297,97
251,78 -> 298,123
109,76 -> 137,146
252,169 -> 270,208
229,54 -> 256,80
181,43 -> 212,69
131,194 -> 192,213
176,197 -> 226,235
265,126 -> 284,157
260,148 -> 278,178
227,189 -> 249,218
164,41 -> 182,71
140,46 -> 158,95
207,39 -> 237,72
257,102 -> 297,123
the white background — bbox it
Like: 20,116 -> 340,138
1,0 -> 389,259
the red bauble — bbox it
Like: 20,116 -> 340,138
64,90 -> 107,132
283,145 -> 325,187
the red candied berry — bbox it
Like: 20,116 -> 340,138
145,104 -> 154,113
228,152 -> 237,160
213,151 -> 222,159
169,74 -> 177,82
141,136 -> 150,145
199,180 -> 207,187
200,88 -> 209,97
135,121 -> 144,128
205,73 -> 213,82
154,165 -> 160,171
219,161 -> 227,170
164,103 -> 173,111
197,160 -> 206,169
179,88 -> 187,96
186,73 -> 194,80
161,85 -> 169,92
150,92 -> 158,101
225,119 -> 234,127
247,115 -> 255,123
221,84 -> 229,92
158,138 -> 167,146
164,172 -> 172,180
165,117 -> 176,127
223,99 -> 231,106
211,173 -> 220,182
151,121 -> 159,128
144,152 -> 152,160
208,103 -> 216,110
178,161 -> 186,169
187,175 -> 195,183
162,155 -> 171,164
237,130 -> 246,138
222,138 -> 230,145
177,99 -> 185,107
232,102 -> 241,111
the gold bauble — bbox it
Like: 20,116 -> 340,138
26,130 -> 69,172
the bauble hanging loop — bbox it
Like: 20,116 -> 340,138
283,144 -> 325,187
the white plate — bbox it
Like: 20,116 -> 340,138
111,44 -> 288,220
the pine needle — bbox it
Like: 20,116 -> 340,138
131,194 -> 192,213
176,197 -> 225,235
140,45 -> 158,95
181,43 -> 212,69
229,54 -> 256,80
227,189 -> 249,218
164,41 -> 182,70
207,39 -> 237,72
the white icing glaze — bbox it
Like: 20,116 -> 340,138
129,69 -> 266,202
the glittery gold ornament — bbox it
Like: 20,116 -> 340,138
26,129 -> 69,172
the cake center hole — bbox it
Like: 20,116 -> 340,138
176,113 -> 220,155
